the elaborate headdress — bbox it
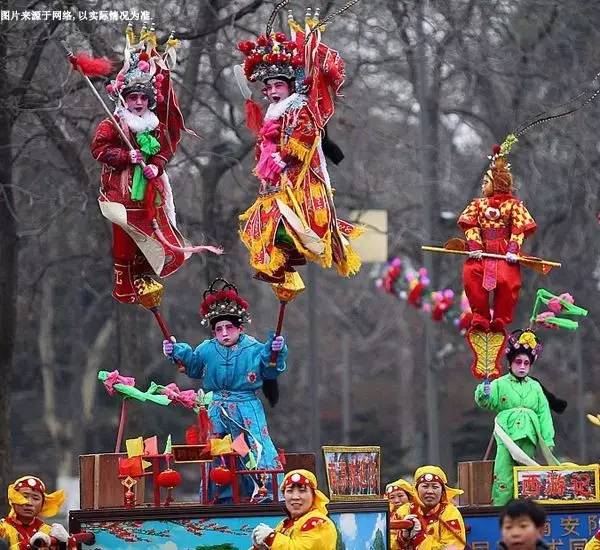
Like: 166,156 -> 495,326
505,329 -> 543,364
280,469 -> 330,515
485,134 -> 518,194
105,24 -> 190,149
8,476 -> 65,518
236,2 -> 356,133
199,278 -> 251,328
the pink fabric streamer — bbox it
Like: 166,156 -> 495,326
103,370 -> 135,396
255,119 -> 283,184
151,220 -> 224,255
160,383 -> 197,409
547,293 -> 574,313
535,311 -> 559,329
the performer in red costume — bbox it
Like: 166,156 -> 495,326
458,143 -> 536,332
237,7 -> 362,283
91,26 -> 216,303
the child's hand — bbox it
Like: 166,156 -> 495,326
271,336 -> 285,352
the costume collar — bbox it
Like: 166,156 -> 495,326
509,372 -> 529,383
115,106 -> 159,134
264,93 -> 305,120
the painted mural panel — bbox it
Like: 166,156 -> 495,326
81,510 -> 387,549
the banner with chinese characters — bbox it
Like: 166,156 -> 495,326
465,507 -> 600,550
514,465 -> 600,504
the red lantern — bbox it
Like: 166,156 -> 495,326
210,467 -> 233,486
157,469 -> 182,488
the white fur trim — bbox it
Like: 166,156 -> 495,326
264,93 -> 306,120
115,106 -> 159,134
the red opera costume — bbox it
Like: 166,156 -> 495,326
237,13 -> 362,283
88,25 -> 208,304
458,143 -> 536,332
458,195 -> 536,331
91,114 -> 187,301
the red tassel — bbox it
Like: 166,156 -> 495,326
69,53 -> 112,77
197,408 -> 212,444
245,99 -> 264,135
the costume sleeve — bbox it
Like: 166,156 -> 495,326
259,333 -> 287,379
268,518 -> 337,549
474,378 -> 500,410
457,200 -> 483,250
439,508 -> 466,550
91,120 -> 130,169
389,504 -> 417,550
280,108 -> 317,164
584,531 -> 600,550
535,382 -> 555,447
172,342 -> 207,379
147,122 -> 175,176
508,200 -> 536,252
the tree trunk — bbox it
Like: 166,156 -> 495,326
0,16 -> 16,509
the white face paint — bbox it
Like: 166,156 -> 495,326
263,79 -> 291,104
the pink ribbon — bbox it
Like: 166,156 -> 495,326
103,370 -> 135,396
256,119 -> 282,184
161,383 -> 197,409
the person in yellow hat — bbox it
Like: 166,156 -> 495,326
251,469 -> 337,549
385,479 -> 415,512
0,475 -> 75,549
390,466 -> 466,550
585,529 -> 600,550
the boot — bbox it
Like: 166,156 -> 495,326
112,262 -> 138,304
253,267 -> 286,284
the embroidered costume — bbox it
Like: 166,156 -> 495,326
237,9 -> 362,282
391,466 -> 466,550
474,331 -> 556,506
91,26 -> 198,303
166,279 -> 287,501
458,141 -> 536,332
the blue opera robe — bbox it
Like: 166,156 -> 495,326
171,332 -> 287,501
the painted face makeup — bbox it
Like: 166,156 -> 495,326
125,92 -> 149,115
510,353 -> 532,379
213,320 -> 242,347
263,79 -> 291,104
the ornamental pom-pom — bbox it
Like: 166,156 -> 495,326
155,73 -> 165,83
274,32 -> 287,42
138,60 -> 150,72
284,41 -> 297,51
256,34 -> 270,47
139,52 -> 149,62
492,143 -> 501,156
106,83 -> 115,94
238,40 -> 256,55
69,53 -> 113,77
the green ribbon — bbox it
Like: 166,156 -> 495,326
98,371 -> 171,405
130,131 -> 161,201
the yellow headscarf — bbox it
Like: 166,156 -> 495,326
413,465 -> 463,506
8,476 -> 65,518
280,469 -> 330,516
385,478 -> 416,500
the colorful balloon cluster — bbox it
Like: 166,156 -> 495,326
374,257 -> 473,333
